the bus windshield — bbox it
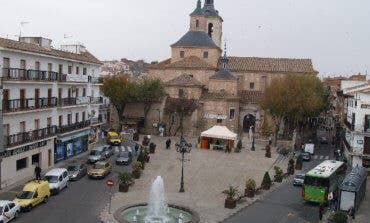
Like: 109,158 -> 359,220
304,176 -> 329,188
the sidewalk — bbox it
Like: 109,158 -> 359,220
100,135 -> 293,223
0,140 -> 103,200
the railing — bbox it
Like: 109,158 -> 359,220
58,98 -> 77,107
2,68 -> 61,82
57,120 -> 91,134
3,97 -> 57,113
4,126 -> 57,148
90,97 -> 103,104
89,76 -> 103,84
91,116 -> 103,125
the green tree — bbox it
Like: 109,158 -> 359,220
100,75 -> 137,131
165,97 -> 198,136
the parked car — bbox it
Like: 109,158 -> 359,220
103,146 -> 114,158
88,162 -> 112,179
319,136 -> 328,144
0,200 -> 21,222
116,151 -> 133,166
301,152 -> 311,161
304,143 -> 315,155
87,147 -> 106,164
43,168 -> 69,195
67,163 -> 87,181
14,180 -> 50,212
107,132 -> 122,146
293,173 -> 305,186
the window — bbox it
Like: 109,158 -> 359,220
229,108 -> 235,120
59,115 -> 63,127
68,65 -> 72,74
76,66 -> 80,75
35,61 -> 40,70
75,113 -> 79,122
20,59 -> 26,69
47,117 -> 52,127
196,19 -> 199,28
34,119 -> 40,130
59,64 -> 63,74
83,88 -> 86,97
208,23 -> 214,38
250,82 -> 255,90
3,124 -> 10,136
4,206 -> 9,213
3,57 -> 10,68
32,153 -> 40,165
203,51 -> 209,58
68,114 -> 72,125
82,112 -> 86,122
76,88 -> 79,97
217,118 -> 223,123
63,171 -> 68,178
8,203 -> 15,209
179,89 -> 184,98
83,67 -> 87,75
20,121 -> 26,133
180,51 -> 185,58
16,157 -> 28,171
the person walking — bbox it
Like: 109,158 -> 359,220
34,164 -> 41,181
166,138 -> 171,149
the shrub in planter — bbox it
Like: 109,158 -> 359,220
133,132 -> 139,141
235,140 -> 242,153
245,178 -> 256,198
265,145 -> 272,158
295,155 -> 303,170
149,143 -> 156,154
273,166 -> 284,182
131,161 -> 143,179
222,186 -> 240,209
118,172 -> 133,193
331,211 -> 348,223
287,159 -> 295,175
261,171 -> 272,190
142,136 -> 150,146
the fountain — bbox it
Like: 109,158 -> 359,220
115,176 -> 198,223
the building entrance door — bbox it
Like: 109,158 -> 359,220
243,114 -> 256,133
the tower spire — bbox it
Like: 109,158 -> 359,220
220,41 -> 229,70
190,0 -> 204,16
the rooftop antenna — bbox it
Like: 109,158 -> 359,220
19,21 -> 29,38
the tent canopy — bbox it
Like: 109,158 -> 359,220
201,125 -> 237,141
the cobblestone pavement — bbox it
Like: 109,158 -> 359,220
101,135 -> 289,223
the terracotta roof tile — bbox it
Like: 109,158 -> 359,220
165,74 -> 203,87
0,37 -> 101,64
150,56 -> 216,70
228,56 -> 317,73
149,59 -> 172,69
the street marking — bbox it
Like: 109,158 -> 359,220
320,155 -> 324,159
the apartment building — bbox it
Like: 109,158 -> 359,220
341,80 -> 370,170
0,36 -> 106,188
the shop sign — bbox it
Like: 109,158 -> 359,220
1,140 -> 48,158
204,113 -> 227,120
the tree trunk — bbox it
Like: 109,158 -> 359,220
143,103 -> 152,130
116,104 -> 126,132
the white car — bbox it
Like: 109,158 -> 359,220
0,200 -> 20,223
44,168 -> 69,195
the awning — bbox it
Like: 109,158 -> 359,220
201,125 -> 237,141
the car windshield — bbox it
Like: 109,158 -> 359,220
17,191 -> 34,199
94,164 -> 105,169
296,174 -> 305,180
304,176 -> 329,187
44,175 -> 59,183
111,136 -> 119,139
119,152 -> 129,158
90,150 -> 101,156
67,165 -> 79,171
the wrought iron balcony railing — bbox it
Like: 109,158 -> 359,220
4,126 -> 57,148
3,97 -> 57,113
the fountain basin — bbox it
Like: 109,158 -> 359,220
113,203 -> 200,223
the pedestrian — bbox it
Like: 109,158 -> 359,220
166,138 -> 171,149
349,206 -> 355,219
319,204 -> 324,221
34,164 -> 41,181
328,192 -> 334,211
135,144 -> 139,154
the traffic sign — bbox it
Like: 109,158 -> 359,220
106,179 -> 114,187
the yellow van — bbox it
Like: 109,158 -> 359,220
107,131 -> 122,145
14,180 -> 51,212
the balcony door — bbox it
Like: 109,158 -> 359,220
20,121 -> 26,133
20,59 -> 26,79
35,61 -> 40,70
364,137 -> 370,155
3,89 -> 9,111
59,115 -> 63,127
3,57 -> 10,68
35,89 -> 40,108
20,89 -> 25,110
48,88 -> 52,106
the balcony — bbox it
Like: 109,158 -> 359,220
90,97 -> 103,104
89,76 -> 103,84
2,68 -> 60,82
4,126 -> 57,148
344,119 -> 354,131
3,97 -> 57,113
57,121 -> 91,134
58,98 -> 77,107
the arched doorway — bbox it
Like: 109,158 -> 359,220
243,114 -> 256,132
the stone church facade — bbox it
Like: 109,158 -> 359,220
122,0 -> 318,137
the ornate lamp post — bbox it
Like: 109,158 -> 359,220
251,126 -> 255,151
176,136 -> 192,192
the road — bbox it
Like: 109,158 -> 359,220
224,131 -> 334,223
1,140 -> 137,223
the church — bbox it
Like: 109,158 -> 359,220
129,0 -> 318,137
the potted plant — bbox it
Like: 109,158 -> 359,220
245,178 -> 256,198
287,159 -> 295,175
149,143 -> 156,154
118,172 -> 133,193
261,171 -> 272,190
144,148 -> 150,162
295,155 -> 303,170
222,186 -> 240,209
131,161 -> 143,179
133,132 -> 139,141
265,145 -> 272,158
142,135 -> 150,146
273,166 -> 283,183
137,150 -> 146,169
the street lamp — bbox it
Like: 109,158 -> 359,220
251,126 -> 255,151
176,136 -> 192,193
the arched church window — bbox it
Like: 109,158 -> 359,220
208,23 -> 214,38
196,20 -> 199,28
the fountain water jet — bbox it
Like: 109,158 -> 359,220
144,176 -> 170,222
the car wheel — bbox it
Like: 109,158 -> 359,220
43,196 -> 49,203
14,210 -> 20,218
27,205 -> 32,212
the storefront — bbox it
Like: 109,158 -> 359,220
54,130 -> 89,163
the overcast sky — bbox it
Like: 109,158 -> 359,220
0,0 -> 369,76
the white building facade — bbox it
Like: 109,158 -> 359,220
342,81 -> 370,170
0,37 -> 107,188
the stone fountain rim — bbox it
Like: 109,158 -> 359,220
113,203 -> 200,223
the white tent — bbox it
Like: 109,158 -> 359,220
201,125 -> 237,141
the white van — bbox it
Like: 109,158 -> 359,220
304,143 -> 315,155
43,168 -> 69,195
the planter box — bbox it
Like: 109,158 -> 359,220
224,198 -> 237,209
245,189 -> 255,198
132,170 -> 141,179
119,184 -> 130,193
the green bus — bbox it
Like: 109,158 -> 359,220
303,160 -> 346,204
